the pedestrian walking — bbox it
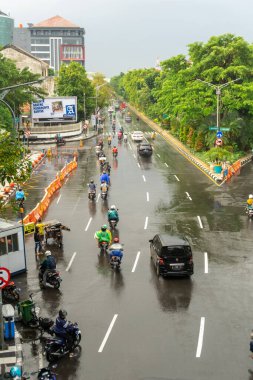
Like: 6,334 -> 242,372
34,227 -> 42,256
36,218 -> 45,246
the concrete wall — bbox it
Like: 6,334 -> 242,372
1,47 -> 48,76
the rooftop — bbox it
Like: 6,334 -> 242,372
33,15 -> 80,28
0,10 -> 8,16
2,44 -> 49,67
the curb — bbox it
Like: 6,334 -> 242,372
127,105 -> 251,186
28,132 -> 98,145
0,327 -> 22,375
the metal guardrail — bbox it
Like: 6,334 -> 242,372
23,122 -> 82,134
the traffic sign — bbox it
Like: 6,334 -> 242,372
216,131 -> 223,138
220,128 -> 230,131
209,126 -> 218,130
0,267 -> 10,289
215,138 -> 223,146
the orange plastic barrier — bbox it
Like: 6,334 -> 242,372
20,159 -> 78,227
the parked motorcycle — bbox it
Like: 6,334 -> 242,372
55,137 -> 66,146
2,281 -> 20,303
99,241 -> 108,255
20,367 -> 57,380
39,268 -> 62,289
88,190 -> 96,200
45,322 -> 81,363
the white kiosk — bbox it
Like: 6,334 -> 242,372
0,219 -> 26,275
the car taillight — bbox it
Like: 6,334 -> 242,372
159,258 -> 164,265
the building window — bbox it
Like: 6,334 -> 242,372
0,237 -> 7,256
31,38 -> 50,44
61,45 -> 84,60
31,46 -> 50,52
0,234 -> 19,255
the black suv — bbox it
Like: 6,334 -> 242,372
149,234 -> 194,277
137,142 -> 153,157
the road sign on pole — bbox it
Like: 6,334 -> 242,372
0,267 -> 10,289
209,126 -> 218,131
220,128 -> 230,131
216,131 -> 223,138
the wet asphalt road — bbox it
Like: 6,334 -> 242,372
13,112 -> 253,380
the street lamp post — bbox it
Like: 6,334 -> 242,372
95,83 -> 108,114
197,78 -> 240,131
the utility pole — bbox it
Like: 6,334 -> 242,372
197,78 -> 240,131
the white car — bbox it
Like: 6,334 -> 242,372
131,131 -> 144,142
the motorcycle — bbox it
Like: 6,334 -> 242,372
118,134 -> 123,141
112,151 -> 118,158
109,219 -> 118,230
110,255 -> 121,270
2,281 -> 20,303
101,190 -> 108,200
55,137 -> 66,146
123,136 -> 128,143
44,323 -> 81,363
246,206 -> 253,218
39,268 -> 62,289
5,367 -> 56,380
88,190 -> 96,200
108,139 -> 112,146
99,241 -> 108,255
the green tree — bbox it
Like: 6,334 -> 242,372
0,129 -> 31,184
91,73 -> 113,111
0,53 -> 46,130
56,62 -> 95,120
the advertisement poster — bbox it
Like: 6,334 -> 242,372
32,97 -> 77,121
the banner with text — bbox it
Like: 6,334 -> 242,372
32,97 -> 77,121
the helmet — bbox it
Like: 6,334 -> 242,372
10,366 -> 22,378
18,187 -> 22,191
103,171 -> 106,174
101,224 -> 107,231
59,309 -> 67,319
113,237 -> 119,243
90,179 -> 94,183
249,194 -> 253,199
45,250 -> 51,256
110,205 -> 116,210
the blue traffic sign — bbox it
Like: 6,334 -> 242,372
216,131 -> 223,138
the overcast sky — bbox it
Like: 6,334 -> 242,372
1,0 -> 253,77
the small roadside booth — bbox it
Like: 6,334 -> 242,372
0,219 -> 26,275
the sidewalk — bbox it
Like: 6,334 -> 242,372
0,327 -> 22,376
0,131 -> 98,206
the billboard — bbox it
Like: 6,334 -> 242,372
32,97 -> 77,122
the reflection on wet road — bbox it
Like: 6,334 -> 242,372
14,113 -> 253,379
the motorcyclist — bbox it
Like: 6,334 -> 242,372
151,131 -> 156,140
88,179 -> 96,196
94,225 -> 112,245
118,130 -> 123,140
108,205 -> 119,223
247,194 -> 253,208
123,133 -> 128,142
40,250 -> 56,287
98,138 -> 103,148
107,135 -> 112,146
100,180 -> 109,195
53,310 -> 74,355
15,187 -> 25,202
109,237 -> 124,262
100,171 -> 110,185
105,162 -> 111,175
112,146 -> 118,156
